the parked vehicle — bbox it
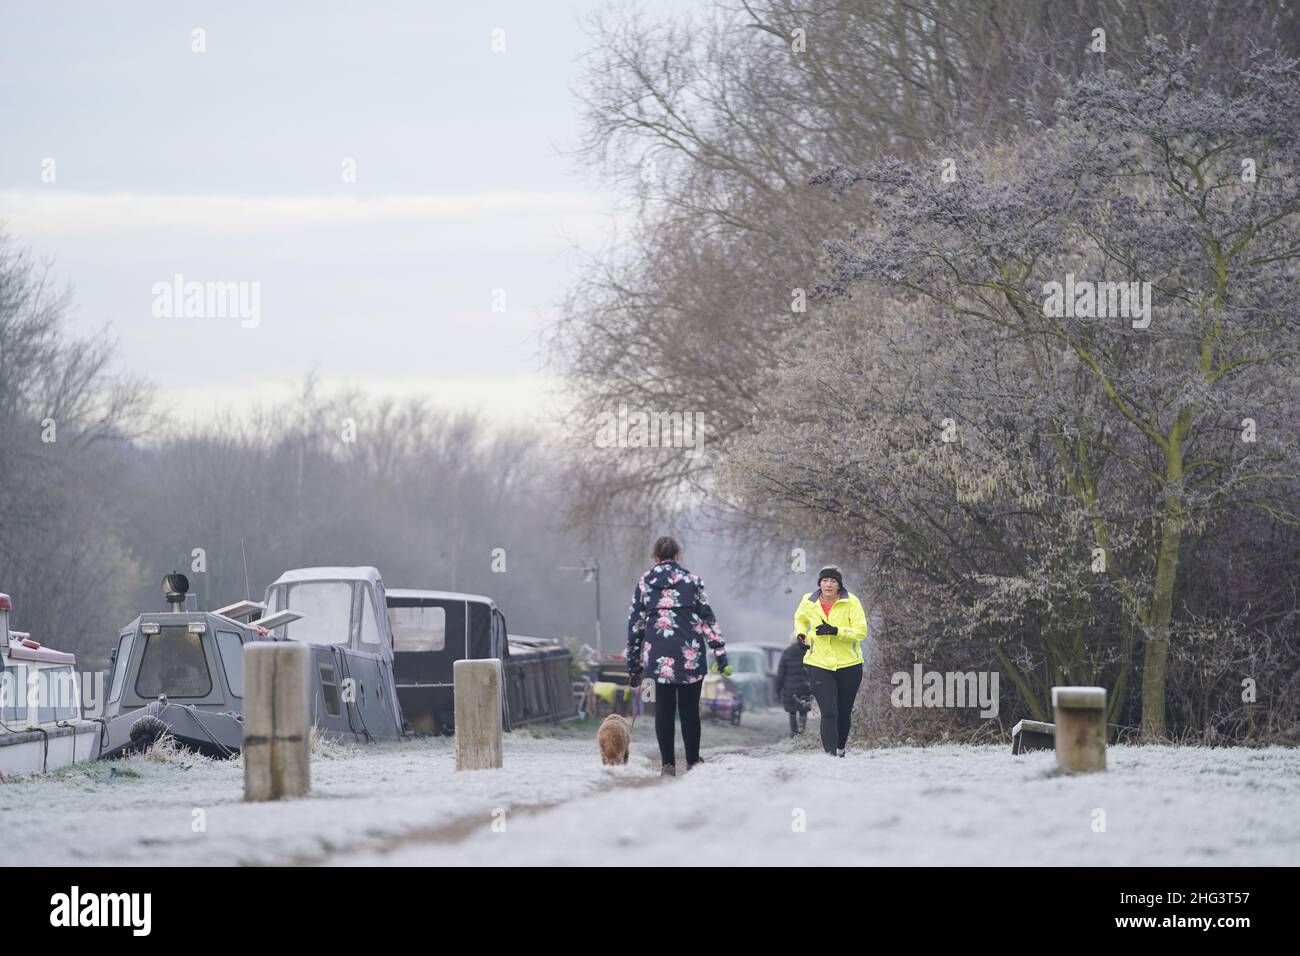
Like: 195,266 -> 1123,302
0,591 -> 102,775
718,643 -> 775,709
701,672 -> 743,724
757,642 -> 787,700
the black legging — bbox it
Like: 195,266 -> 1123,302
808,663 -> 863,753
654,680 -> 703,766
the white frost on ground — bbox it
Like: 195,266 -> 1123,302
2,711 -> 1297,866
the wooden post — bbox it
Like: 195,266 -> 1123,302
455,659 -> 503,770
1052,686 -> 1106,773
244,642 -> 311,801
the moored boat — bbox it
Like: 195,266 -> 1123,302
101,569 -> 406,759
0,591 -> 103,776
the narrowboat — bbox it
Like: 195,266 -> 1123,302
384,589 -> 576,734
101,568 -> 405,758
0,591 -> 103,776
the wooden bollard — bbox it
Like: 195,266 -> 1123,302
1051,686 -> 1106,773
244,642 -> 311,800
455,659 -> 503,770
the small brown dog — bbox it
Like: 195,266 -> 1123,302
597,714 -> 630,765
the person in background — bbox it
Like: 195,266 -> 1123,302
774,636 -> 814,737
626,536 -> 727,776
792,566 -> 867,756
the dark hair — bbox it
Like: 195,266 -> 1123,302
653,536 -> 681,561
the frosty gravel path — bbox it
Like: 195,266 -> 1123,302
0,712 -> 785,866
343,742 -> 1300,866
3,714 -> 1297,866
0,733 -> 651,866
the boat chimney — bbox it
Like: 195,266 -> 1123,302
162,573 -> 190,612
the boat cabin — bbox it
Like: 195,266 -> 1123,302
0,591 -> 102,774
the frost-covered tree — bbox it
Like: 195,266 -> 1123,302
559,0 -> 1300,530
0,231 -> 153,652
727,41 -> 1300,738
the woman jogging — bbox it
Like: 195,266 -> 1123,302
626,536 -> 727,776
793,566 -> 867,756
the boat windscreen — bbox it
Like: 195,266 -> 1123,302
135,626 -> 212,699
109,631 -> 134,703
1,667 -> 27,721
215,629 -> 245,698
388,604 -> 446,652
38,666 -> 80,722
270,581 -> 352,645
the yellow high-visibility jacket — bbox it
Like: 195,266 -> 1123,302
792,589 -> 868,671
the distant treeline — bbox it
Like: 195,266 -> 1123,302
0,236 -> 640,669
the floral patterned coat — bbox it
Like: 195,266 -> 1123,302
626,560 -> 726,685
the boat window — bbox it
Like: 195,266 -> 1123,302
494,611 -> 510,659
280,582 -> 352,645
216,630 -> 245,698
109,631 -> 134,703
135,626 -> 212,699
387,605 -> 446,652
38,666 -> 80,722
1,666 -> 27,722
360,587 -> 381,645
319,663 -> 342,717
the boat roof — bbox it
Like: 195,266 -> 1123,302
509,634 -> 558,645
269,566 -> 383,587
386,588 -> 496,606
5,637 -> 76,666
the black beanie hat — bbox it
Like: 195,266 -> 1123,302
816,566 -> 844,590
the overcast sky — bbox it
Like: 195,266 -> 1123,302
0,0 -> 694,428
0,0 -> 819,633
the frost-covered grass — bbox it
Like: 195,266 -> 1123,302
2,712 -> 1297,866
352,741 -> 1300,867
0,730 -> 644,865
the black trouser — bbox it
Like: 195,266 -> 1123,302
654,680 -> 703,766
785,694 -> 811,735
808,663 -> 863,753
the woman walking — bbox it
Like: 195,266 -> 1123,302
626,537 -> 727,776
774,637 -> 814,737
793,566 -> 867,756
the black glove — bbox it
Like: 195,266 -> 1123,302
815,621 -> 838,636
628,667 -> 643,685
713,654 -> 729,673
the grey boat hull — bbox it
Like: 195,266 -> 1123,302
101,700 -> 244,760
